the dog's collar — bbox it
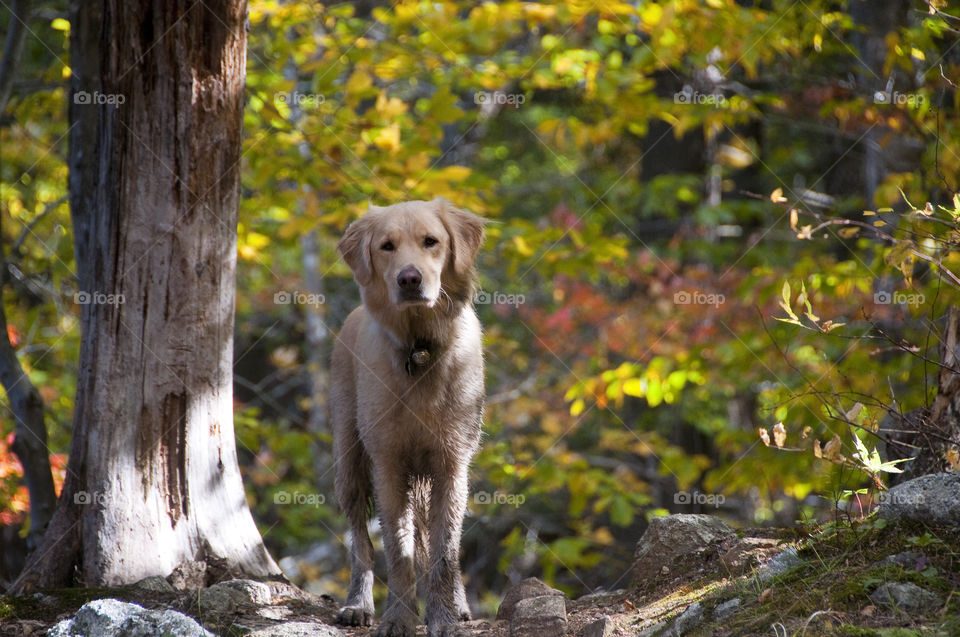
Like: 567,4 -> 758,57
404,338 -> 433,375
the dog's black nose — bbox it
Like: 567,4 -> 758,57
397,267 -> 422,290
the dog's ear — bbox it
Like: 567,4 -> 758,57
338,215 -> 374,286
437,199 -> 486,276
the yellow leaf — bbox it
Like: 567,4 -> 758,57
245,231 -> 270,249
373,124 -> 400,151
838,227 -> 859,238
512,235 -> 534,257
813,439 -> 822,458
789,208 -> 798,231
770,187 -> 787,203
622,378 -> 645,397
640,3 -> 662,26
376,92 -> 408,119
51,18 -> 70,31
345,68 -> 372,95
570,398 -> 585,416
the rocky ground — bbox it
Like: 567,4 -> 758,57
1,473 -> 958,636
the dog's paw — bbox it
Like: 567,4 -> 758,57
427,623 -> 469,637
457,606 -> 472,622
374,618 -> 415,637
335,605 -> 373,627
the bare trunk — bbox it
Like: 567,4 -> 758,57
0,0 -> 58,554
886,306 -> 960,483
12,0 -> 280,592
300,229 -> 330,443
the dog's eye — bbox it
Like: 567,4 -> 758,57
423,236 -> 438,248
381,241 -> 395,251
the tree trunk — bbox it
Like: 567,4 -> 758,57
0,300 -> 58,551
0,0 -> 58,553
886,306 -> 960,483
12,0 -> 280,592
300,228 -> 331,470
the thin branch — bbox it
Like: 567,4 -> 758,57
12,195 -> 67,253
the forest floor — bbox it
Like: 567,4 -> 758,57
1,517 -> 958,636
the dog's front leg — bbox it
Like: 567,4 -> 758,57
374,468 -> 419,637
425,466 -> 471,637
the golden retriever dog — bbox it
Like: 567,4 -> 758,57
330,198 -> 487,637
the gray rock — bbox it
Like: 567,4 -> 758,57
47,598 -> 212,637
167,560 -> 207,590
242,622 -> 344,637
632,514 -> 736,585
131,575 -> 175,594
497,577 -> 566,620
219,579 -> 273,605
719,537 -> 782,575
509,594 -> 566,636
670,601 -> 703,636
635,620 -> 669,636
712,597 -> 740,621
582,617 -> 614,637
197,584 -> 245,616
755,547 -> 802,582
873,551 -> 926,569
869,582 -> 942,614
878,473 -> 960,526
513,595 -> 566,621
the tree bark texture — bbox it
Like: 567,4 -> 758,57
12,0 -> 280,591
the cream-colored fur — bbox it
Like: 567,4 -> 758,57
330,198 -> 487,637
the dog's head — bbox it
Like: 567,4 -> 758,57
338,198 -> 486,308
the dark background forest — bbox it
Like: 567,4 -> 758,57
1,0 -> 959,615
